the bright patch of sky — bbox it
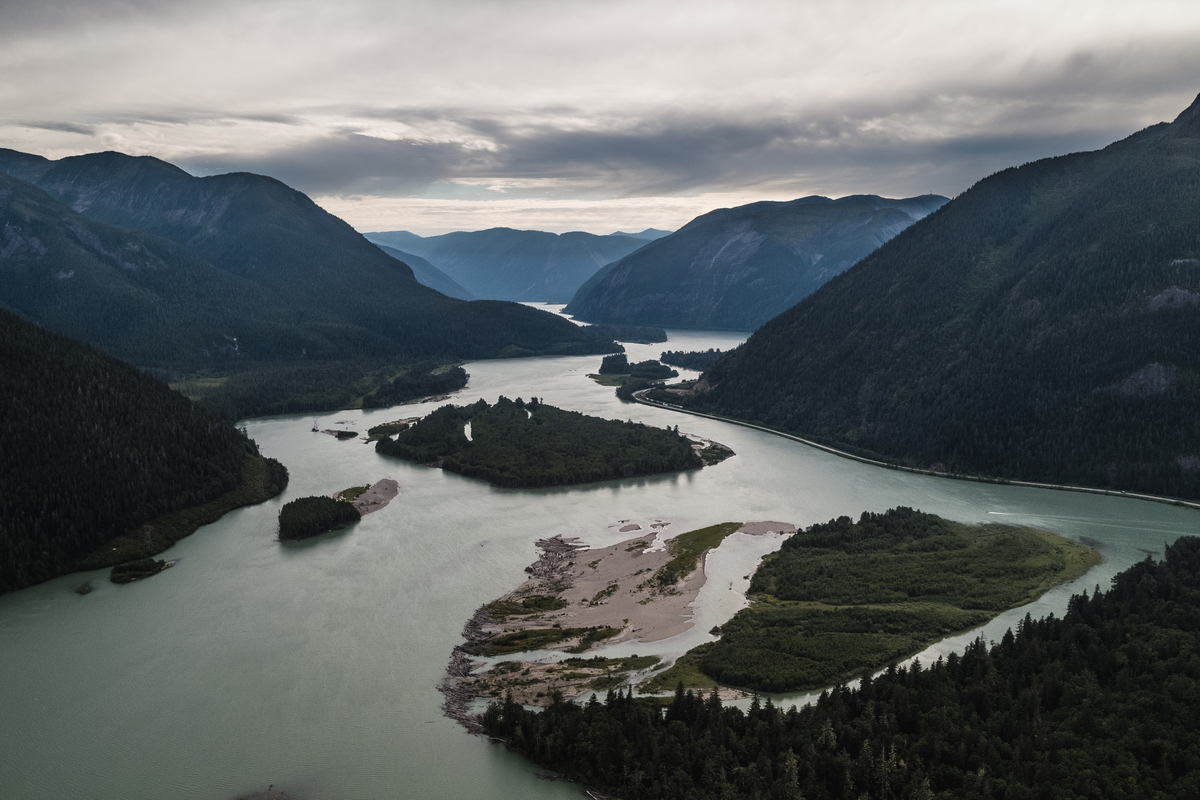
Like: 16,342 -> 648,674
2,0 -> 1198,234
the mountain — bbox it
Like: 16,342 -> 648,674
611,228 -> 672,241
0,149 -> 617,366
688,92 -> 1200,500
0,308 -> 286,593
363,227 -> 653,303
0,171 -> 326,367
374,243 -> 475,300
565,194 -> 948,330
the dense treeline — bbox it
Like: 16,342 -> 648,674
0,309 -> 285,594
362,363 -> 468,408
661,508 -> 1095,692
691,96 -> 1200,501
485,534 -> 1200,799
599,354 -> 630,374
581,324 -> 668,344
376,396 -> 701,487
277,496 -> 361,541
181,361 -> 468,420
660,348 -> 727,371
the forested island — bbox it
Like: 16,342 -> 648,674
0,308 -> 288,594
484,535 -> 1200,800
648,508 -> 1098,693
278,496 -> 362,541
375,396 -> 702,487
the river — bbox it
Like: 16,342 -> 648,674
1,323 -> 1196,800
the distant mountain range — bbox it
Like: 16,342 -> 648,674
565,194 -> 948,330
364,227 -> 666,303
687,92 -> 1200,500
0,149 -> 617,368
374,243 -> 475,301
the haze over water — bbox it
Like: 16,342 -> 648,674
1,323 -> 1195,800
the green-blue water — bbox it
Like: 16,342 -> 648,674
1,324 -> 1195,800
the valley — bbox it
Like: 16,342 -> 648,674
1,329 -> 1194,800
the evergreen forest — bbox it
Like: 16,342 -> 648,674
0,309 -> 287,594
689,94 -> 1200,501
660,349 -> 728,371
375,396 -> 701,487
278,496 -> 361,541
484,535 -> 1200,800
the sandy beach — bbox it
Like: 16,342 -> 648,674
348,479 -> 399,515
439,520 -> 798,714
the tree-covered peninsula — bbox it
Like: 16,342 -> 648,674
484,535 -> 1200,800
0,309 -> 288,594
375,396 -> 702,487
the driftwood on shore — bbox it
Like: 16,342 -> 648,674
524,534 -> 587,580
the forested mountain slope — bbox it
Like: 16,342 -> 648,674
0,172 -> 338,368
565,194 -> 947,330
690,92 -> 1200,500
0,309 -> 286,593
0,149 -> 616,364
365,227 -> 651,303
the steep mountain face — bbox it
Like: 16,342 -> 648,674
692,93 -> 1200,500
0,172 -> 343,367
565,194 -> 947,330
0,149 -> 615,364
374,243 -> 475,300
364,227 -> 652,303
0,308 -> 282,593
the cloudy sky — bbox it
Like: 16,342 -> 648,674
2,0 -> 1198,234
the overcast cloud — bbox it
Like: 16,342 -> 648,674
2,0 -> 1197,233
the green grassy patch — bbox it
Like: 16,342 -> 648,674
652,522 -> 743,589
488,594 -> 569,618
681,508 -> 1100,693
336,484 -> 371,501
589,584 -> 620,604
483,625 -> 621,656
640,649 -> 719,693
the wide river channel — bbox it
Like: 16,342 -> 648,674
2,320 -> 1198,800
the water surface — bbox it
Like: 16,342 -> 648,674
1,326 -> 1195,800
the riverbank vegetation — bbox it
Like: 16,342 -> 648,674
375,396 -> 702,487
278,496 -> 361,541
181,360 -> 468,420
484,535 -> 1200,800
660,348 -> 728,372
110,558 -> 171,584
652,508 -> 1097,693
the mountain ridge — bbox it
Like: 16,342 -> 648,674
686,92 -> 1200,500
565,193 -> 947,330
0,148 -> 618,366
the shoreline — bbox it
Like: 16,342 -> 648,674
440,521 -> 797,716
633,392 -> 1200,512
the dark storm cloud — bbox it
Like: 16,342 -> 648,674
184,99 -> 1141,201
22,121 -> 96,136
